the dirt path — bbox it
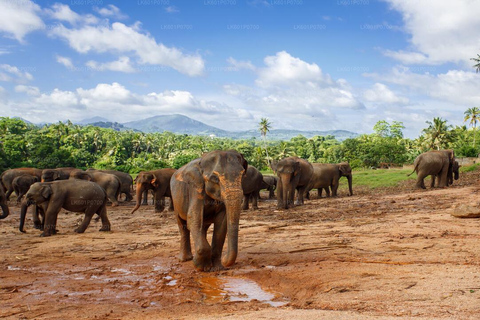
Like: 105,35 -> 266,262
1,172 -> 480,319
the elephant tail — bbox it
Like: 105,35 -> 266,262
407,162 -> 419,176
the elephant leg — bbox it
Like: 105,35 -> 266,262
276,178 -> 285,209
5,188 -> 13,201
142,190 -> 148,205
107,190 -> 119,207
154,187 -> 166,212
189,208 -> 212,271
167,196 -> 174,211
251,191 -> 259,210
331,181 -> 339,197
438,168 -> 448,188
416,173 -> 426,189
295,186 -> 307,205
430,175 -> 436,188
97,205 -> 111,232
211,211 -> 227,271
269,187 -> 275,199
41,203 -> 61,237
74,207 -> 96,233
305,190 -> 310,200
176,215 -> 193,262
318,188 -> 322,198
325,187 -> 331,197
242,194 -> 249,210
287,185 -> 295,207
125,191 -> 133,202
33,206 -> 43,230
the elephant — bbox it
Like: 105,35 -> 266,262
241,166 -> 263,210
130,168 -> 176,214
70,170 -> 121,206
87,169 -> 133,201
408,150 -> 455,189
1,168 -> 43,200
431,159 -> 460,187
41,167 -> 77,182
19,180 -> 110,236
272,157 -> 313,209
12,174 -> 40,202
134,175 -> 149,205
260,175 -> 277,199
170,150 -> 247,272
306,162 -> 353,199
0,186 -> 10,219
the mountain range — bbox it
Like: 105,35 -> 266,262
71,114 -> 358,141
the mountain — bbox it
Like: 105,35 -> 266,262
122,114 -> 357,141
76,116 -> 109,125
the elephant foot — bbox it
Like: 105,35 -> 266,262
179,253 -> 193,262
210,262 -> 225,272
40,231 -> 55,237
34,223 -> 43,230
154,208 -> 165,213
193,252 -> 213,272
74,227 -> 86,233
99,225 -> 111,232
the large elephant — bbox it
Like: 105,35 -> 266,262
409,150 -> 455,189
0,186 -> 9,219
170,150 -> 247,272
87,169 -> 133,201
12,174 -> 40,202
1,168 -> 43,200
431,159 -> 460,187
241,166 -> 263,210
260,175 -> 277,199
130,168 -> 176,214
19,180 -> 110,236
273,157 -> 313,209
41,167 -> 77,182
70,170 -> 121,206
306,162 -> 353,198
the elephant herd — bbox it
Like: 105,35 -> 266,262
0,148 -> 461,271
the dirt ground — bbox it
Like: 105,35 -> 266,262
2,171 -> 480,319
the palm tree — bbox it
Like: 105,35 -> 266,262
422,117 -> 451,150
464,107 -> 480,147
259,118 -> 272,168
471,54 -> 480,73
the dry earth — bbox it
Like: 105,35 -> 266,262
2,171 -> 480,319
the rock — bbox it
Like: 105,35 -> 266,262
451,203 -> 480,218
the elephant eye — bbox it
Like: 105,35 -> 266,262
208,174 -> 220,184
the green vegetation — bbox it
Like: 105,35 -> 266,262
1,114 -> 480,174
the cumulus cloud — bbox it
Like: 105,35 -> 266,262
383,0 -> 480,65
50,22 -> 205,76
0,64 -> 34,83
363,83 -> 409,104
45,3 -> 98,25
227,57 -> 256,71
56,55 -> 75,70
0,0 -> 44,42
94,5 -> 127,19
86,57 -> 136,73
15,85 -> 40,96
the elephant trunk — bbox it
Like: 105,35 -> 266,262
130,184 -> 145,214
221,195 -> 243,267
0,203 -> 9,219
19,199 -> 32,232
280,174 -> 290,209
347,174 -> 353,196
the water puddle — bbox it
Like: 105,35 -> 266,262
198,276 -> 287,307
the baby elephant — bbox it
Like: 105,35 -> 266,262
12,174 -> 40,202
20,180 -> 111,237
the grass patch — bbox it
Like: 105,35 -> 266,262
343,168 -> 415,190
460,163 -> 480,173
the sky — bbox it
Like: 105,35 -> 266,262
0,0 -> 480,138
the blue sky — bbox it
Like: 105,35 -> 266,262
0,0 -> 479,138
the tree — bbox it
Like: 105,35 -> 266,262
259,118 -> 272,168
464,107 -> 480,147
422,117 -> 451,150
471,54 -> 480,73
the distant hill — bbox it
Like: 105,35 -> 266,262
88,121 -> 137,132
76,116 -> 109,125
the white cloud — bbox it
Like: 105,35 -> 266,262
0,0 -> 44,42
50,22 -> 205,76
227,57 -> 256,71
45,3 -> 99,25
165,6 -> 180,13
383,0 -> 480,65
363,83 -> 409,104
86,56 -> 136,73
0,64 -> 33,83
15,85 -> 40,96
56,55 -> 75,70
94,5 -> 127,19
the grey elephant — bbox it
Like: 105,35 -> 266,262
12,174 -> 40,202
260,175 -> 277,199
87,169 -> 133,201
0,186 -> 10,219
408,150 -> 455,189
41,167 -> 77,182
431,159 -> 460,187
170,150 -> 247,272
241,166 -> 263,210
273,157 -> 313,209
19,180 -> 110,236
1,168 -> 43,200
306,162 -> 353,199
70,170 -> 121,206
130,168 -> 176,214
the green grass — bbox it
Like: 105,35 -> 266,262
343,168 -> 415,190
460,163 -> 480,173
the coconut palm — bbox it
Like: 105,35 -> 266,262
259,118 -> 272,168
464,107 -> 480,147
422,117 -> 451,150
471,54 -> 480,73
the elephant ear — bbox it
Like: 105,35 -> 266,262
181,161 -> 205,190
237,153 -> 248,172
41,185 -> 52,199
293,161 -> 301,176
151,178 -> 160,187
52,172 -> 60,180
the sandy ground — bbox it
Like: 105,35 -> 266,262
1,171 -> 480,319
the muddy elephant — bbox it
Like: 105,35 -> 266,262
306,162 -> 353,199
12,175 -> 40,202
1,168 -> 43,200
19,180 -> 110,236
241,166 -> 263,210
273,157 -> 313,209
87,169 -> 133,201
170,150 -> 247,271
70,170 -> 121,206
130,168 -> 176,214
260,175 -> 277,199
41,167 -> 77,182
0,186 -> 9,219
409,150 -> 455,189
